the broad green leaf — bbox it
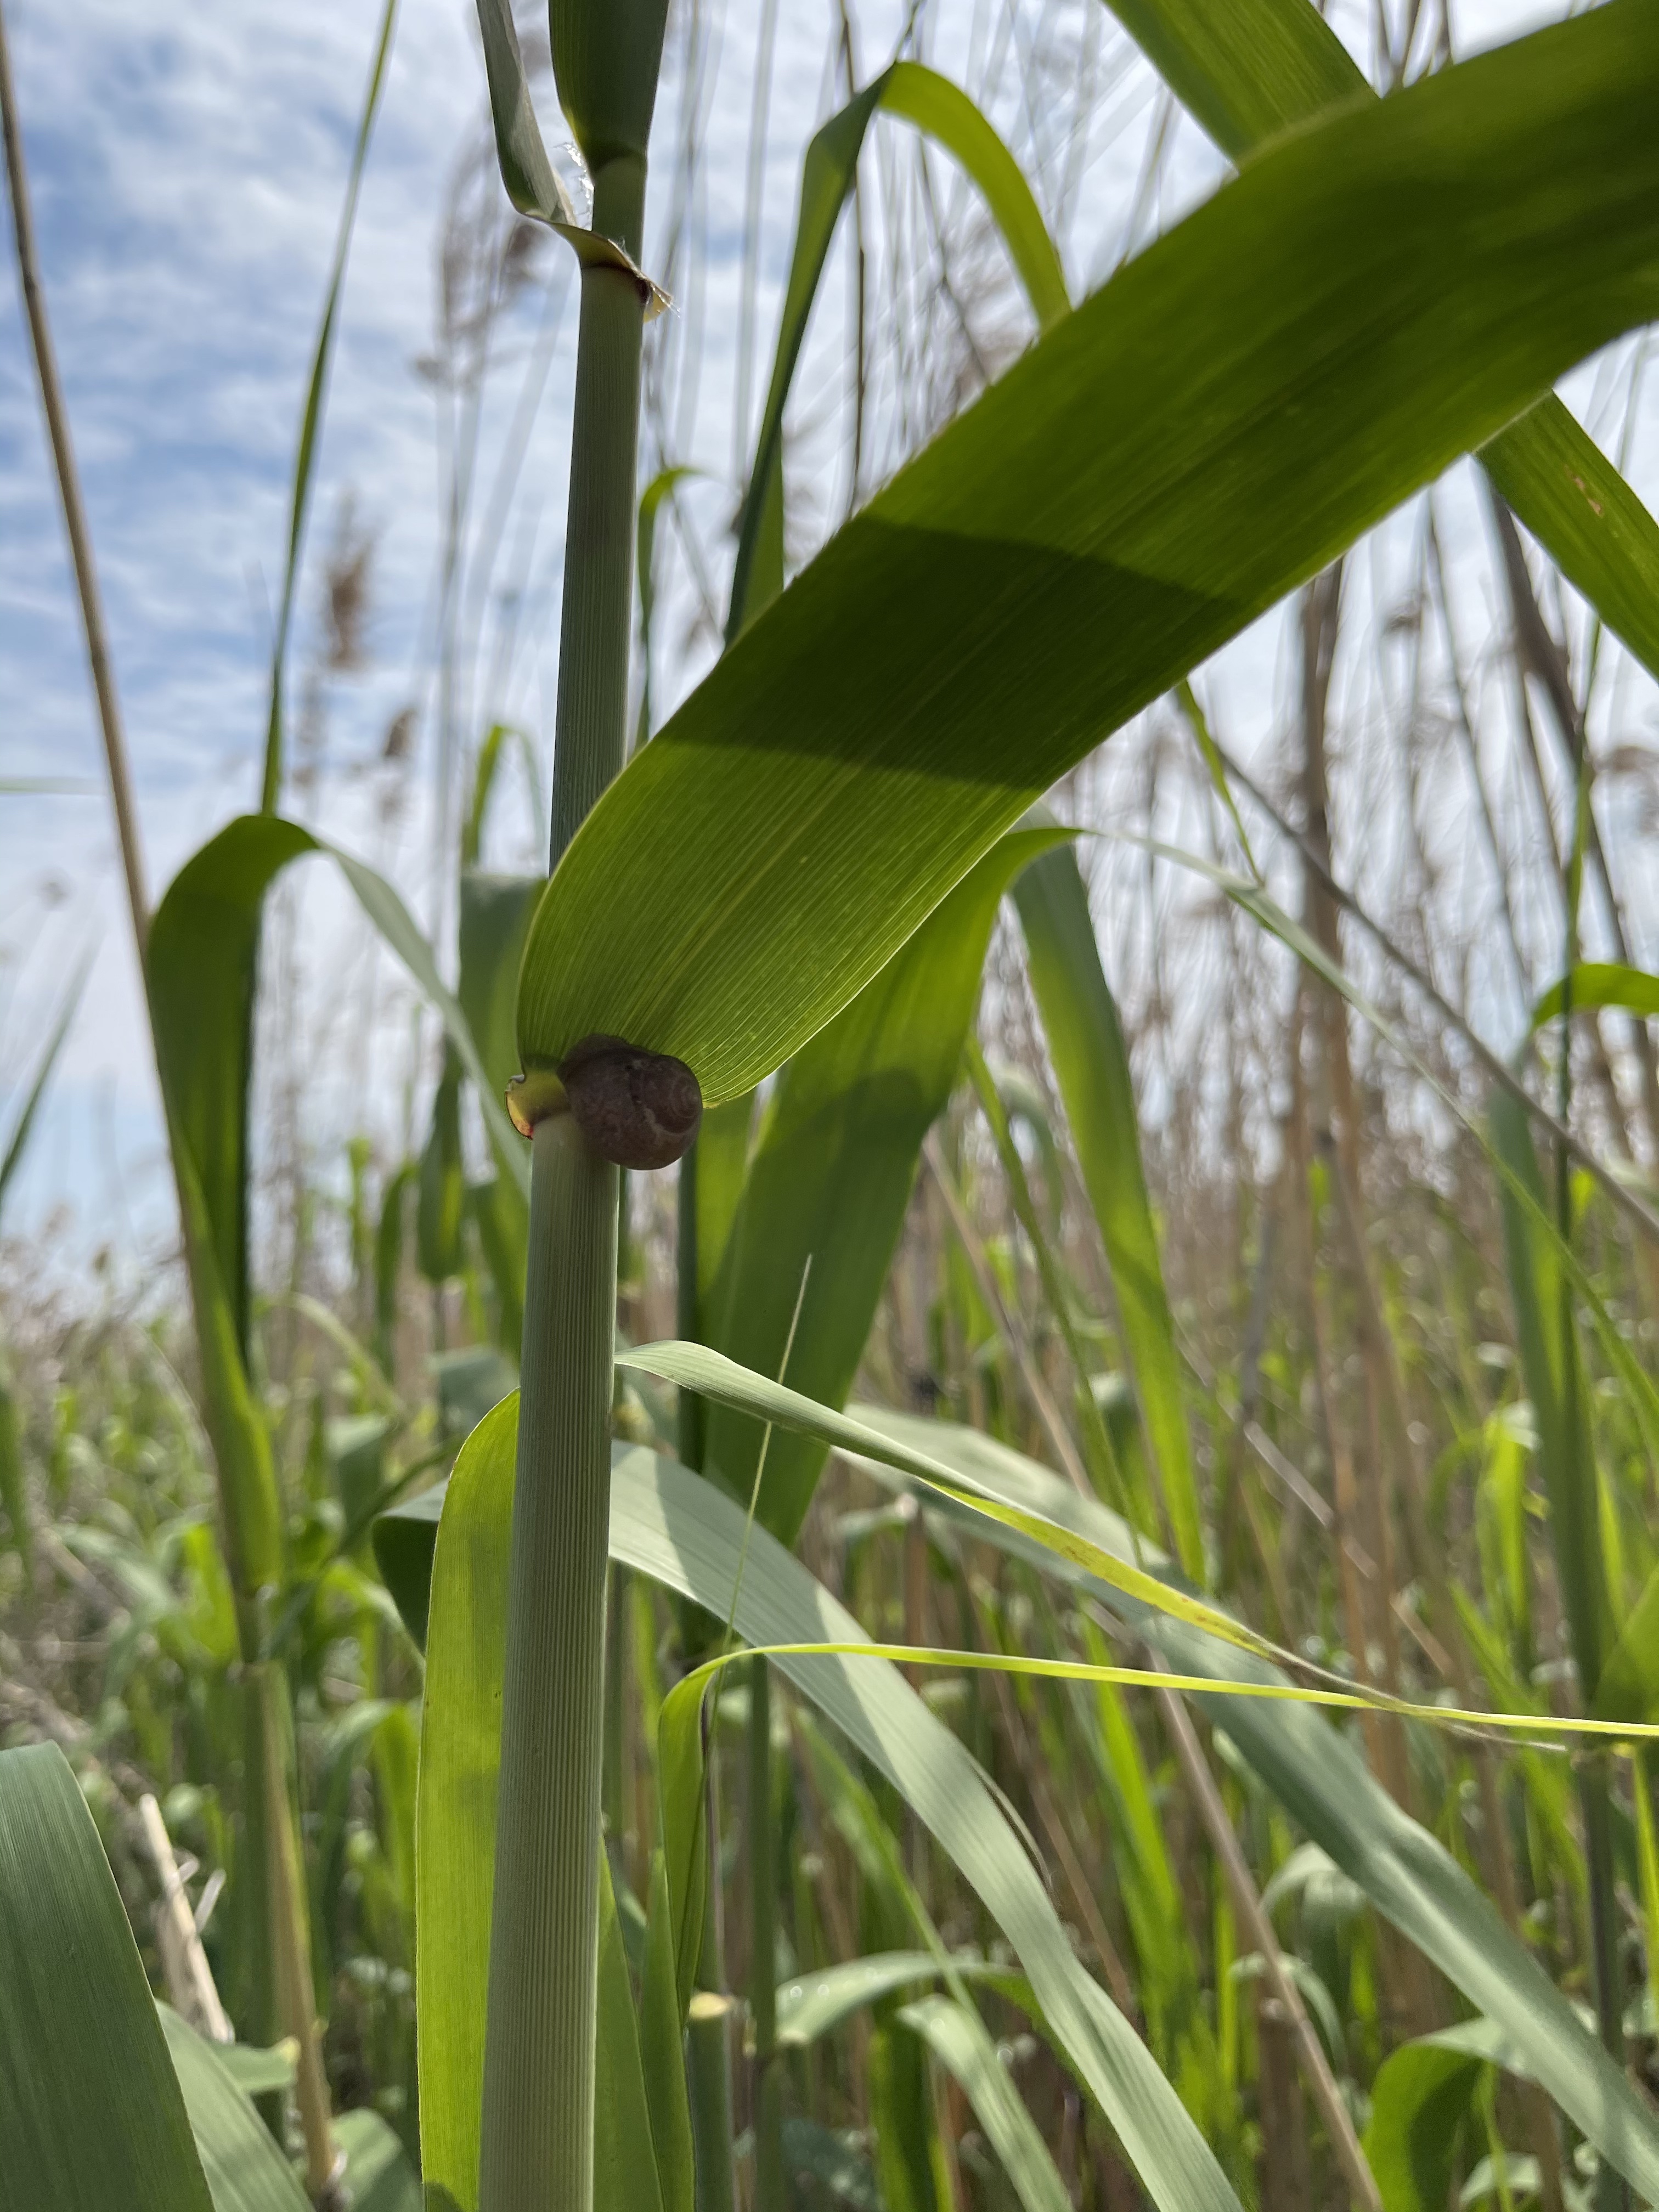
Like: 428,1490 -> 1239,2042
1489,1092 -> 1612,1702
729,61 -> 1069,634
1014,840 -> 1205,1581
260,0 -> 397,812
595,1850 -> 666,2212
0,1742 -> 215,2212
1533,961 -> 1659,1031
148,814 -> 520,1599
1361,2040 -> 1485,2212
517,8 -> 1659,1110
404,1415 -> 1250,2212
149,817 -> 523,1346
897,1993 -> 1073,2212
843,1407 -> 1659,2204
702,827 -> 1065,1544
156,2007 -> 309,2212
776,1954 -> 1035,2049
1103,0 -> 1659,691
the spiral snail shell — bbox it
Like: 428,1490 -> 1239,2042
544,1033 -> 702,1169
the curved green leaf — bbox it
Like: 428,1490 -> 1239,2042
517,8 -> 1659,1109
840,1406 -> 1659,2205
1013,840 -> 1204,1580
1361,2039 -> 1484,2212
408,1410 -> 1250,2212
0,1742 -> 215,2212
1104,0 -> 1659,691
897,1993 -> 1072,2212
703,826 -> 1065,1544
157,2008 -> 310,2212
777,1953 -> 1035,2049
148,814 -> 520,1598
1533,961 -> 1659,1032
729,61 -> 1068,636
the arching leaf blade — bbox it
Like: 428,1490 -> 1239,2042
518,8 -> 1659,1108
1103,0 -> 1659,690
844,1406 -> 1659,2205
0,1742 -> 216,2212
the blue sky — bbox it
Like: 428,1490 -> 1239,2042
3,0 -> 1655,1277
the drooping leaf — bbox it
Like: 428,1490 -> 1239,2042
149,817 -> 523,1348
400,1415 -> 1251,2212
0,1742 -> 215,2212
622,1341 -> 1283,1668
776,1954 -> 1036,2049
1361,2039 -> 1485,2212
156,2008 -> 310,2212
839,1406 -> 1659,2204
1013,839 -> 1205,1581
516,8 -> 1659,1112
1102,0 -> 1659,691
702,827 -> 1066,1544
1532,961 -> 1659,1031
147,814 -> 518,1601
729,61 -> 1070,635
898,1994 -> 1073,2212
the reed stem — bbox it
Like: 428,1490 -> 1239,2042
477,152 -> 648,2212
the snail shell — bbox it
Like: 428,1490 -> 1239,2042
558,1033 -> 702,1170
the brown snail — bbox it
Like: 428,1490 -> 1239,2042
506,1034 -> 702,1170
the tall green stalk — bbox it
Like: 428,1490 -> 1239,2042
476,115 -> 660,2211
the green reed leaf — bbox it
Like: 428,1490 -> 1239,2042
517,7 -> 1659,1110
